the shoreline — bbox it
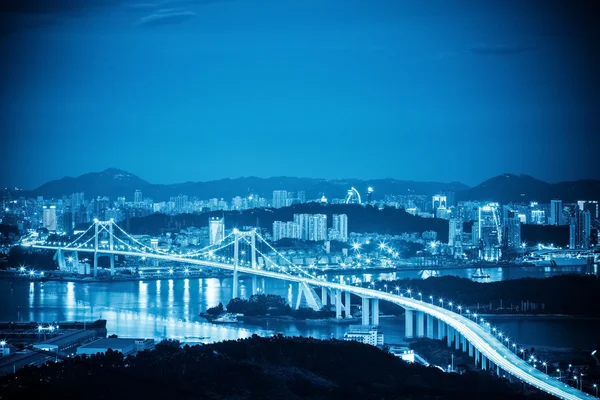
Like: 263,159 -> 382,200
0,273 -> 231,284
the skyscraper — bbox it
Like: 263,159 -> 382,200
504,215 -> 522,250
448,219 -> 462,247
42,205 -> 57,231
550,200 -> 563,226
209,217 -> 225,245
134,190 -> 143,204
571,209 -> 591,249
477,203 -> 501,260
309,214 -> 328,241
294,214 -> 312,240
332,214 -> 348,242
272,190 -> 288,209
63,206 -> 73,232
272,221 -> 287,242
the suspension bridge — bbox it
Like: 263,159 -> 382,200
20,219 -> 594,400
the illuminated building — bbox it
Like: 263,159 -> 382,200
209,217 -> 225,245
343,326 -> 384,347
448,219 -> 462,247
432,194 -> 447,214
134,190 -> 143,204
550,200 -> 564,226
309,214 -> 328,241
332,214 -> 348,242
42,205 -> 57,231
272,190 -> 288,209
476,203 -> 501,260
571,209 -> 591,249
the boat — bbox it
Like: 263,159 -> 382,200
211,313 -> 240,324
472,268 -> 490,279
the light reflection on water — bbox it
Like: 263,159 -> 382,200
1,264 -> 598,348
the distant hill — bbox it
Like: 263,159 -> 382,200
11,169 -> 600,203
119,203 -> 451,241
21,168 -> 468,201
457,174 -> 600,203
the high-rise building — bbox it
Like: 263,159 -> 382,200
42,205 -> 57,231
272,190 -> 288,209
571,209 -> 591,249
272,221 -> 287,242
63,206 -> 73,232
477,203 -> 501,260
294,214 -> 312,240
297,191 -> 306,204
431,194 -> 447,214
332,214 -> 348,242
309,214 -> 328,241
504,215 -> 522,250
209,217 -> 225,245
134,190 -> 143,204
531,209 -> 545,225
550,200 -> 563,226
448,219 -> 462,247
71,192 -> 85,209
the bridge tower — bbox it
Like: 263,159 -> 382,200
251,229 -> 258,295
93,219 -> 116,277
232,229 -> 239,299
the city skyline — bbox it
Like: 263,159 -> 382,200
2,0 -> 600,188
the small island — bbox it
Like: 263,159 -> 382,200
201,294 -> 338,323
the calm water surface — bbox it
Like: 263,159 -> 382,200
1,264 -> 598,350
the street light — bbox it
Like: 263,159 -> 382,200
449,302 -> 453,311
429,295 -> 434,304
593,383 -> 597,397
439,298 -> 444,307
556,369 -> 561,379
457,305 -> 462,315
542,361 -> 547,374
418,292 -> 422,301
407,289 -> 412,298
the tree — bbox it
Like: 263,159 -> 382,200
206,302 -> 224,316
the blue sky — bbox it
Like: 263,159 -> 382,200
1,0 -> 598,188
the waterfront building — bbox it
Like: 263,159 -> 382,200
343,326 -> 384,347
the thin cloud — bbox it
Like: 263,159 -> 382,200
469,45 -> 537,56
138,10 -> 195,27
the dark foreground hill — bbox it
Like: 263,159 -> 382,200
1,336 -> 545,400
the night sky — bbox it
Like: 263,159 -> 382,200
1,0 -> 599,189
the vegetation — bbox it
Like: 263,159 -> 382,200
380,274 -> 600,315
206,302 -> 224,316
224,294 -> 335,320
0,335 -> 546,400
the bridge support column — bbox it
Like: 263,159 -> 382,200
447,326 -> 453,347
362,297 -> 370,326
437,320 -> 446,340
468,341 -> 474,357
496,364 -> 500,376
72,251 -> 79,273
232,232 -> 239,299
426,314 -> 434,339
475,348 -> 479,367
404,309 -> 414,339
461,335 -> 467,352
344,291 -> 351,318
251,276 -> 257,295
416,311 -> 424,338
481,354 -> 487,370
454,331 -> 460,350
335,290 -> 342,319
321,287 -> 328,306
371,298 -> 379,326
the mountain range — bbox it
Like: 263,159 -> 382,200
5,169 -> 600,203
